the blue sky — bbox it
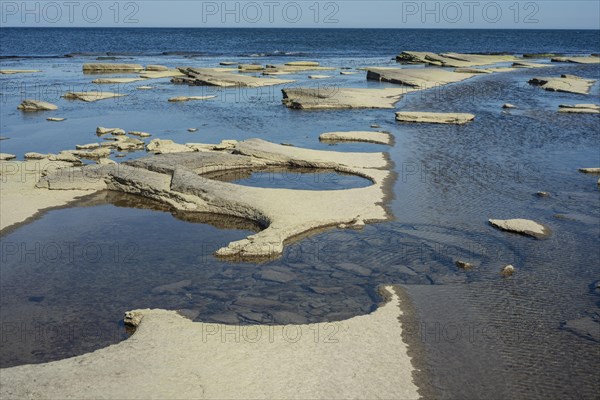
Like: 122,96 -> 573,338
1,1 -> 599,29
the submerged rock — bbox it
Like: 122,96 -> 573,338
92,77 -> 146,84
489,218 -> 551,239
395,111 -> 475,124
17,100 -> 58,111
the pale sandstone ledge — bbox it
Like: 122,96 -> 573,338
108,138 -> 392,259
395,111 -> 475,124
0,69 -> 41,74
282,87 -> 414,110
319,131 -> 393,145
139,69 -> 185,79
174,67 -> 294,88
366,67 -> 475,88
396,51 -> 518,67
551,56 -> 600,64
0,285 -> 419,400
168,95 -> 216,102
17,100 -> 58,111
528,75 -> 596,95
0,159 -> 93,232
489,218 -> 551,239
82,63 -> 144,72
558,104 -> 600,114
92,77 -> 147,84
62,91 -> 126,102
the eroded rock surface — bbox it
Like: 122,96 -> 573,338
396,51 -> 518,67
17,100 -> 58,111
489,218 -> 551,239
282,87 -> 412,110
107,139 -> 393,259
395,111 -> 475,124
174,67 -> 294,88
63,91 -> 126,102
529,75 -> 596,95
83,63 -> 143,72
319,131 -> 392,145
367,68 -> 474,88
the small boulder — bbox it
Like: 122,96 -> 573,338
17,100 -> 58,112
502,103 -> 516,109
501,265 -> 515,277
455,260 -> 474,270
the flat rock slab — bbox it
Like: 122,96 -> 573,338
63,91 -> 126,102
551,56 -> 600,64
529,75 -> 596,95
168,96 -> 216,102
46,117 -> 65,121
558,104 -> 600,114
17,100 -> 58,111
367,68 -> 474,88
0,69 -> 41,74
308,75 -> 332,79
396,51 -> 518,67
285,61 -> 320,66
0,153 -> 16,160
0,286 -> 418,400
175,67 -> 294,88
139,69 -> 185,79
92,77 -> 147,84
489,218 -> 551,239
319,131 -> 392,145
578,168 -> 600,174
512,61 -> 552,68
83,63 -> 143,72
107,138 -> 392,259
282,87 -> 413,110
395,111 -> 475,124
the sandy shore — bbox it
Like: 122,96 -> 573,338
0,285 -> 420,400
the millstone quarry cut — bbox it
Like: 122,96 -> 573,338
489,218 -> 551,239
395,111 -> 475,124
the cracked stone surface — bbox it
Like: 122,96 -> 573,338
282,87 -> 412,110
529,75 -> 596,95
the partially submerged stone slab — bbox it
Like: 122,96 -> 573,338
63,91 -> 126,102
46,117 -> 65,121
529,75 -> 596,95
0,69 -> 41,74
551,56 -> 600,64
319,131 -> 392,145
395,111 -> 475,124
282,87 -> 412,110
175,67 -> 294,88
83,63 -> 143,72
367,67 -> 474,88
17,100 -> 58,111
92,77 -> 147,84
578,168 -> 600,174
139,69 -> 185,79
489,218 -> 550,239
168,96 -> 216,102
396,51 -> 518,67
512,61 -> 551,68
285,61 -> 320,66
146,139 -> 195,154
558,104 -> 600,114
0,153 -> 16,160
